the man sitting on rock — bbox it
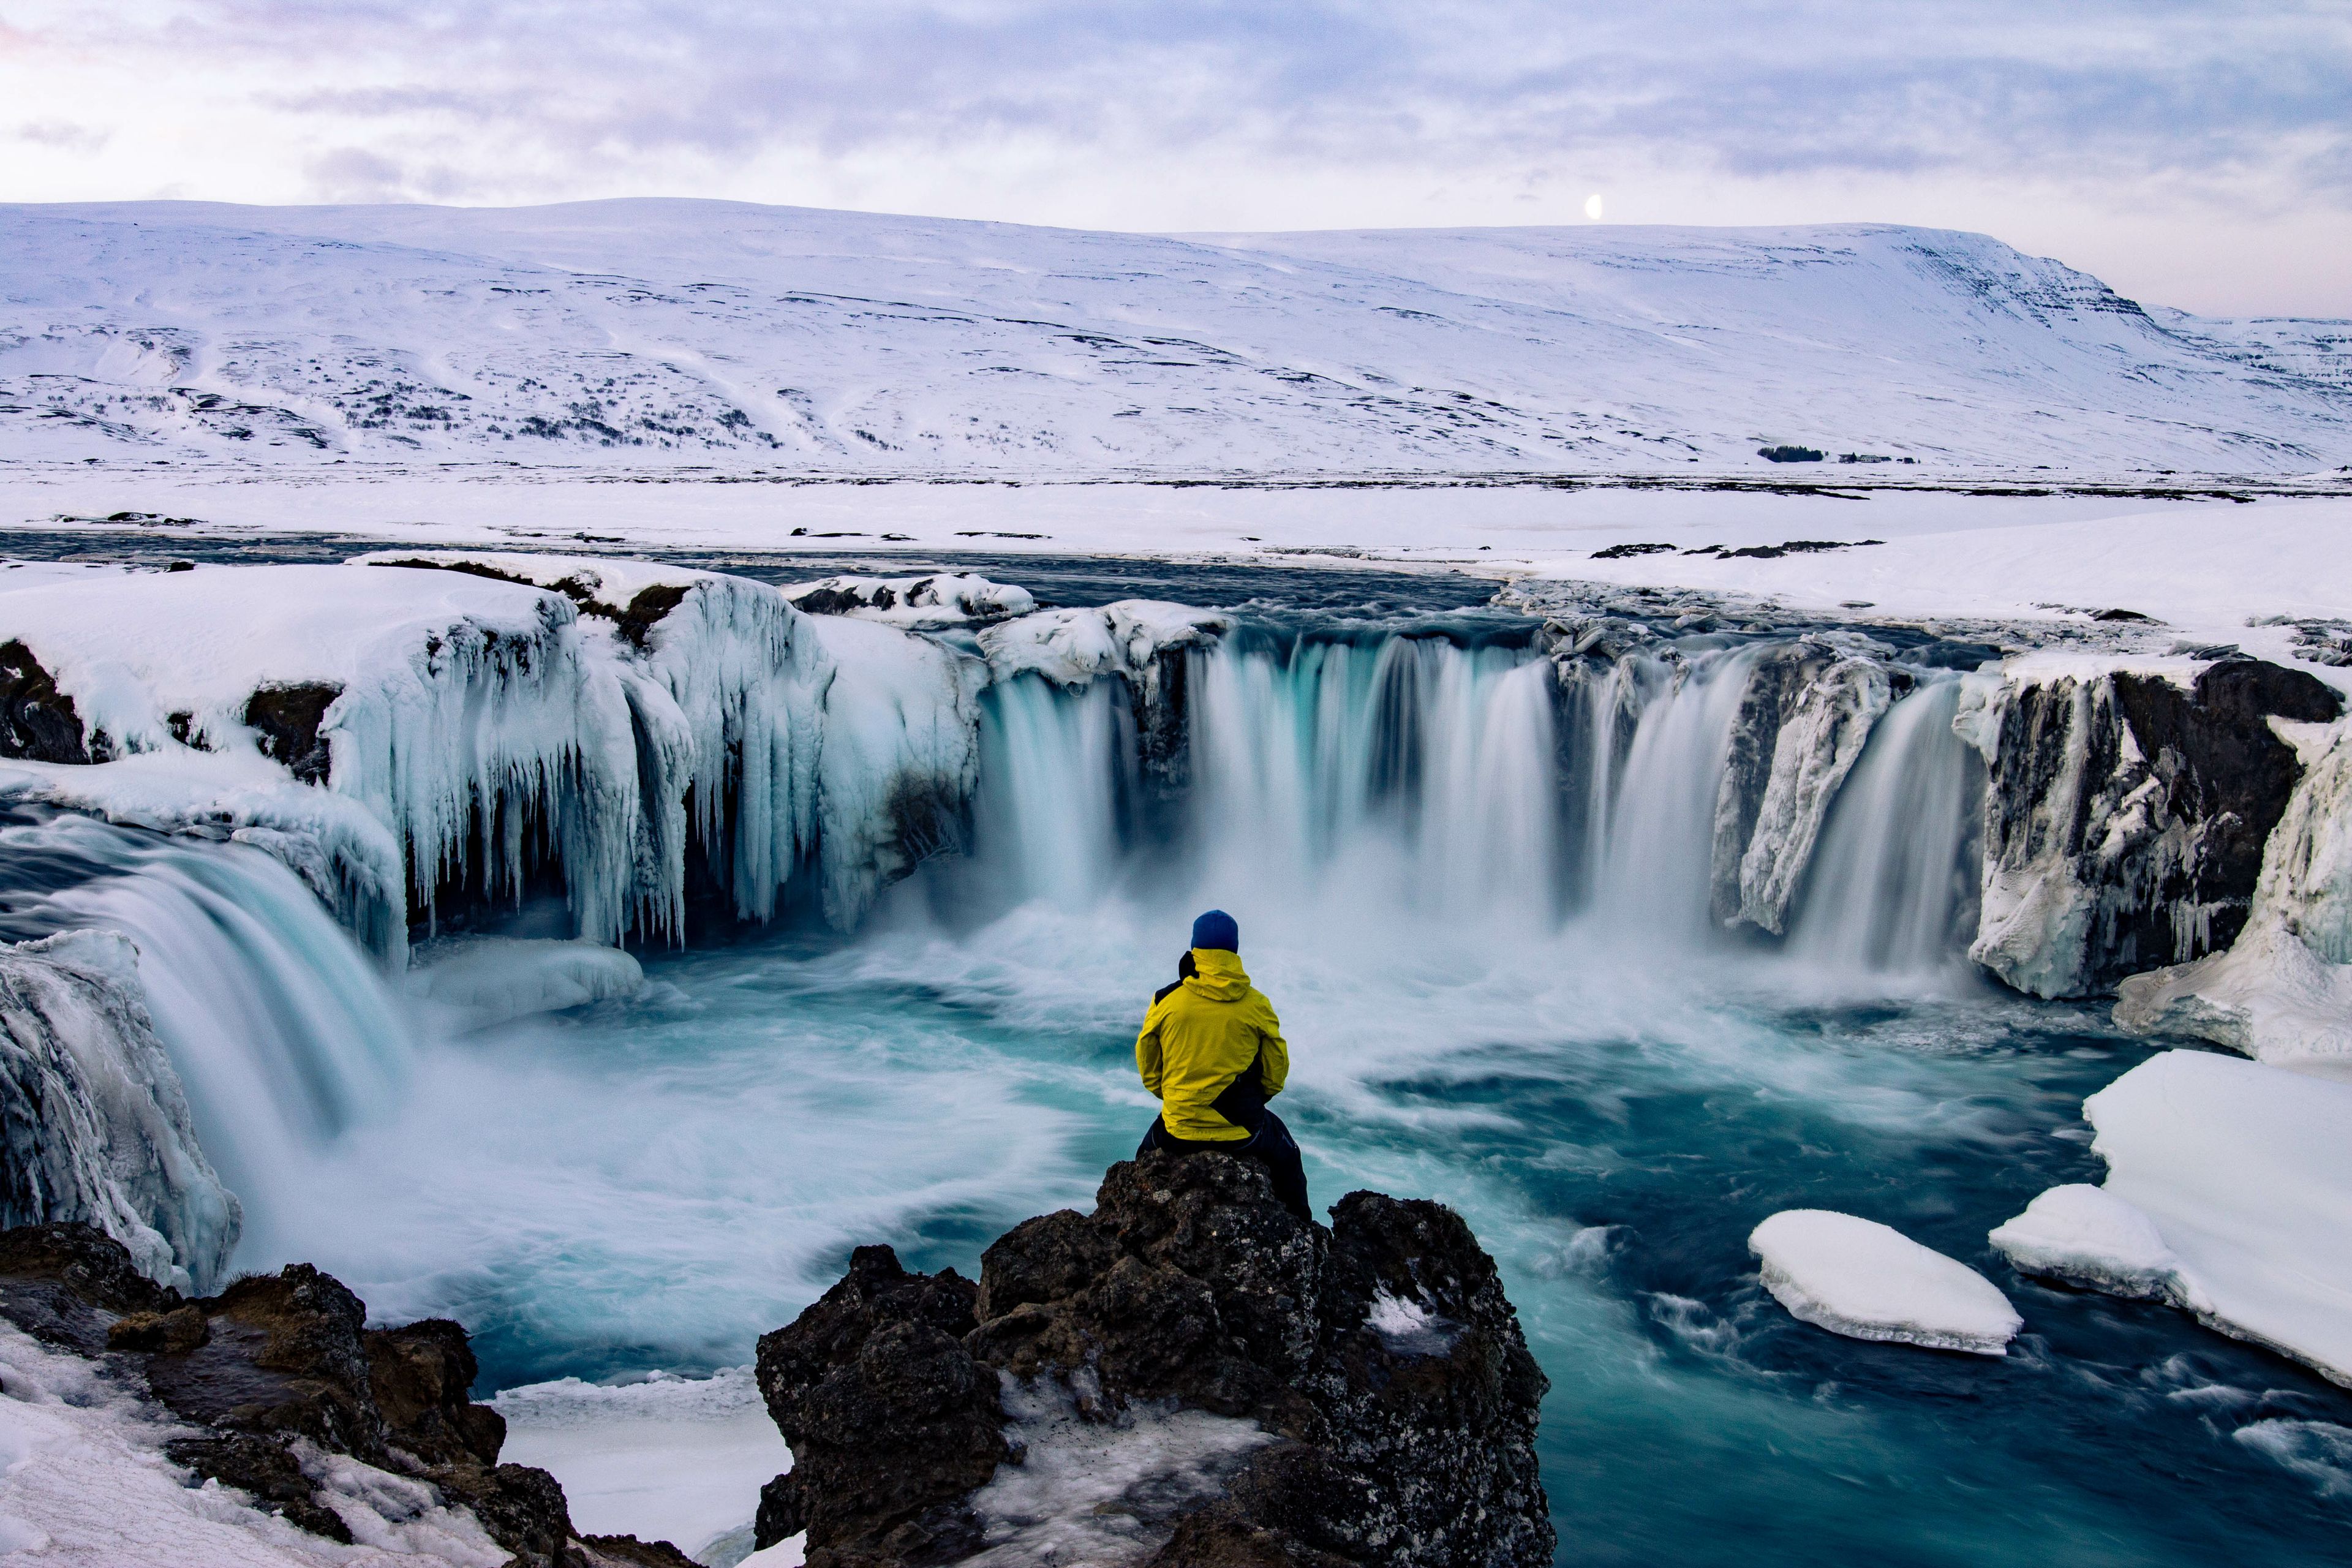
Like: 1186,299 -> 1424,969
1134,909 -> 1312,1222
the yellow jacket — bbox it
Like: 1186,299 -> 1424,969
1136,948 -> 1289,1142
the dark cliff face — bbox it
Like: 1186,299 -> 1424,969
0,1222 -> 693,1568
1977,657 -> 2343,996
754,1152 -> 1555,1568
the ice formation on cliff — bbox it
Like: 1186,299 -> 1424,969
0,930 -> 238,1292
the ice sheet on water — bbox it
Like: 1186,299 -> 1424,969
1988,1183 -> 2182,1302
492,1366 -> 787,1562
1996,1049 -> 2352,1387
1749,1209 -> 2021,1356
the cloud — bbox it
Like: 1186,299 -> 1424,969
4,1 -> 2350,311
14,120 -> 110,153
306,146 -> 410,202
39,0 -> 2345,197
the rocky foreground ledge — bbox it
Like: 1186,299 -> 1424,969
753,1152 -> 1555,1567
0,1223 -> 689,1567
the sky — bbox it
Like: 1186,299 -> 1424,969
2,1 -> 2348,317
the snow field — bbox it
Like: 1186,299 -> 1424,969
5,202 -> 2346,477
1749,1209 -> 2022,1355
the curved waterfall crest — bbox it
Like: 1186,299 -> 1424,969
6,551 -> 2351,1322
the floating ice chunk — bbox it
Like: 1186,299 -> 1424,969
492,1366 -> 787,1562
405,936 -> 645,1029
2068,1049 -> 2352,1386
1987,1183 -> 2183,1302
1749,1209 -> 2021,1355
783,573 -> 1036,628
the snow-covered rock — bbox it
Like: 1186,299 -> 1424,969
1994,1049 -> 2352,1387
2114,719 -> 2352,1068
355,552 -> 832,936
492,1366 -> 787,1563
0,931 -> 239,1294
783,574 -> 1036,628
0,553 -> 1014,948
976,601 -> 1231,690
403,937 -> 644,1030
1749,1209 -> 2021,1356
0,1317 -> 508,1567
0,562 -> 643,956
1986,1183 -> 2184,1302
1964,657 -> 2343,998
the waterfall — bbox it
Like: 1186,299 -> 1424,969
1581,647 -> 1763,941
969,673 -> 1134,908
948,630 -> 1983,976
3,811 -> 412,1257
1787,677 -> 1981,976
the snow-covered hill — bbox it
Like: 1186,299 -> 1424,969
2,199 -> 2347,479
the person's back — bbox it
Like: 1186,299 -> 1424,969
1134,910 -> 1311,1221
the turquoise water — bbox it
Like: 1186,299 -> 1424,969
252,895 -> 2352,1566
8,537 -> 2343,1561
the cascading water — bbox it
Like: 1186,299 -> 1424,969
8,594 -> 2346,1567
0,810 -> 412,1261
1787,676 -> 1983,978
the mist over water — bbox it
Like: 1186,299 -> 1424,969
12,606 -> 2352,1563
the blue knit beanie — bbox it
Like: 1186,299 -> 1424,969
1190,909 -> 1239,952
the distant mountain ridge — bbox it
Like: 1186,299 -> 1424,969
1,198 -> 2345,479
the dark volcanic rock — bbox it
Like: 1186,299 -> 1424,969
753,1245 -> 1008,1565
1973,656 -> 2345,995
0,1223 -> 606,1566
244,681 -> 343,784
0,1221 -> 181,1352
0,640 -> 93,764
757,1153 -> 1553,1568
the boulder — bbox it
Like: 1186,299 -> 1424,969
1968,657 -> 2343,997
755,1153 -> 1553,1567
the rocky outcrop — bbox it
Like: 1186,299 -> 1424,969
1965,657 -> 2343,997
0,639 -> 92,764
754,1153 -> 1552,1568
0,1221 -> 692,1568
2114,716 -> 2352,1066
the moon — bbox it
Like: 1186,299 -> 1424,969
1584,194 -> 1605,221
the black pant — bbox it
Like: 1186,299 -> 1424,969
1137,1110 -> 1313,1223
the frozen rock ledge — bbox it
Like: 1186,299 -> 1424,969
750,1152 -> 1555,1567
1749,1209 -> 2022,1357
